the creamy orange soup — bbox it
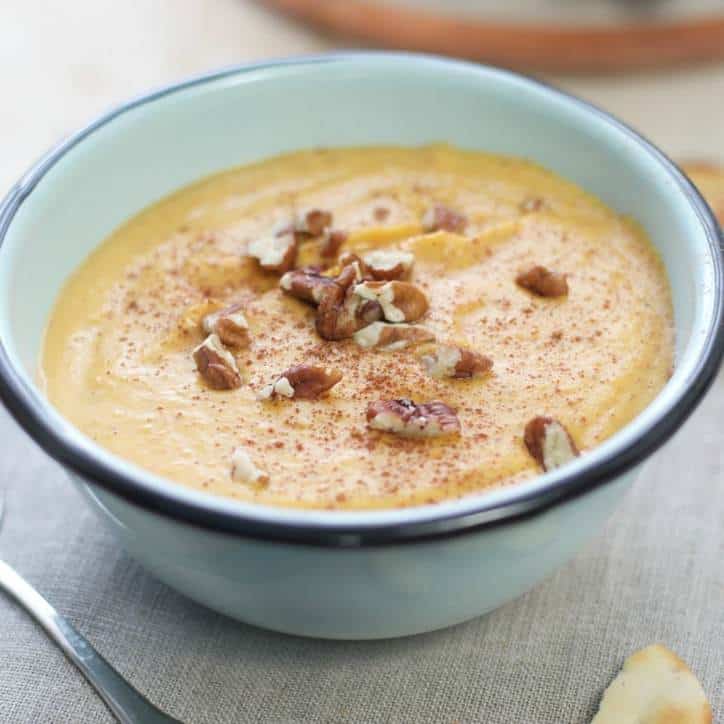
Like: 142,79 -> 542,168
42,145 -> 674,509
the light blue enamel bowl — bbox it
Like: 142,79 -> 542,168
0,54 -> 721,639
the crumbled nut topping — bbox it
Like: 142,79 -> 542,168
295,208 -> 333,237
316,283 -> 381,340
524,416 -> 579,471
320,229 -> 348,258
259,375 -> 295,400
201,302 -> 250,348
421,345 -> 493,379
230,446 -> 269,485
516,265 -> 568,297
280,267 -> 336,305
362,249 -> 415,281
315,265 -> 384,340
354,280 -> 429,323
259,364 -> 342,400
422,204 -> 468,233
192,333 -> 242,390
367,398 -> 461,438
247,222 -> 298,273
338,252 -> 369,280
353,321 -> 435,351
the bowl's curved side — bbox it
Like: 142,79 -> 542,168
76,468 -> 637,638
0,53 -> 721,547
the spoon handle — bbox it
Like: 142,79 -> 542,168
0,558 -> 180,723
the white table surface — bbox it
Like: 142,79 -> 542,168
1,2 -> 722,722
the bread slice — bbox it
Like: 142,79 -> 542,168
591,644 -> 712,724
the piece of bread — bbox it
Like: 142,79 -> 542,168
681,161 -> 724,226
591,644 -> 712,724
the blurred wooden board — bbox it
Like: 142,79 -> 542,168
264,0 -> 724,72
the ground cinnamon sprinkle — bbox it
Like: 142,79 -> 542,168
42,145 -> 674,511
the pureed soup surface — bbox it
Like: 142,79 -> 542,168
42,145 -> 674,510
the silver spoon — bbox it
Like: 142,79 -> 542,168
0,490 -> 181,723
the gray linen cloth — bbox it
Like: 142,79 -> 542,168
0,373 -> 722,723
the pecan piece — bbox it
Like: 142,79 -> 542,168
362,249 -> 414,281
320,229 -> 348,258
258,364 -> 342,400
516,266 -> 568,297
366,399 -> 460,438
295,208 -> 333,237
354,280 -> 429,323
230,446 -> 269,486
421,345 -> 493,379
524,416 -> 579,471
280,266 -> 336,305
192,333 -> 241,390
338,252 -> 369,280
422,204 -> 467,233
201,302 -> 250,348
247,222 -> 298,273
315,280 -> 357,341
315,279 -> 383,340
353,322 -> 435,351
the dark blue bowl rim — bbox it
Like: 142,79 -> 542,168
0,52 -> 722,547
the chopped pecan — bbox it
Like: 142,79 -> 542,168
315,278 -> 382,340
280,267 -> 336,305
247,222 -> 298,273
338,252 -> 369,280
358,298 -> 384,325
313,259 -> 390,340
373,206 -> 390,221
320,229 -> 348,258
354,280 -> 428,323
201,303 -> 250,348
295,208 -> 333,237
421,345 -> 493,379
524,416 -> 579,471
516,266 -> 568,297
353,322 -> 435,350
422,204 -> 468,233
230,446 -> 269,485
362,249 -> 414,281
366,399 -> 461,438
192,333 -> 241,390
258,364 -> 342,400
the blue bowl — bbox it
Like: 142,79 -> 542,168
0,53 -> 721,638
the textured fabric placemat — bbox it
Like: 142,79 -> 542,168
0,371 -> 722,723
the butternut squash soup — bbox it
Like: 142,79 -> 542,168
42,145 -> 674,509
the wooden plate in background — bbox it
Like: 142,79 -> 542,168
263,0 -> 724,72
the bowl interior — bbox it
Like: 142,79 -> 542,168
0,54 -> 719,533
